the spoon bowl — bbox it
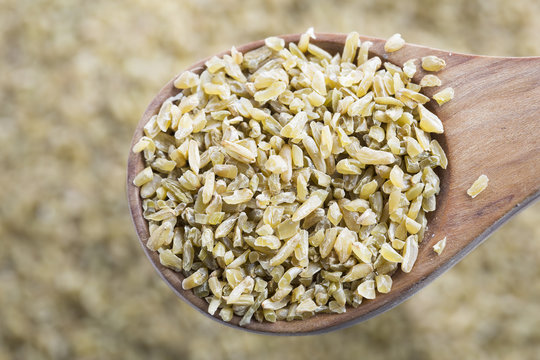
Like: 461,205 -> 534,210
127,33 -> 540,334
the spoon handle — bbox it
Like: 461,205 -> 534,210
425,55 -> 540,258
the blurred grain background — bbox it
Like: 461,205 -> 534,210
1,0 -> 539,359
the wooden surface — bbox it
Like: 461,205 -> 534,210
127,33 -> 540,335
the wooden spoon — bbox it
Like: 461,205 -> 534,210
127,33 -> 540,335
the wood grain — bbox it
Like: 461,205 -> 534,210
127,33 -> 540,334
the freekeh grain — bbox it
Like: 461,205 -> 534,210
132,28 -> 451,325
467,174 -> 489,198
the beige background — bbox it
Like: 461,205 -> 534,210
1,0 -> 539,359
